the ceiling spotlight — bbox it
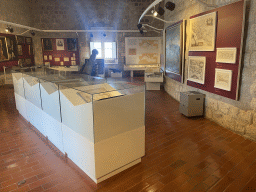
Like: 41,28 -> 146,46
140,29 -> 143,34
153,11 -> 158,17
5,26 -> 13,33
157,7 -> 165,16
103,33 -> 106,37
165,2 -> 175,11
31,31 -> 35,36
90,33 -> 93,38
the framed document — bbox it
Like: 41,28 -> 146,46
216,48 -> 237,64
187,56 -> 206,84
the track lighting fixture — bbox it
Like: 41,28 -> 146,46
31,31 -> 35,36
156,6 -> 165,16
165,1 -> 175,11
103,33 -> 106,37
5,26 -> 13,33
137,24 -> 144,34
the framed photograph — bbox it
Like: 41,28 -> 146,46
16,36 -> 25,44
189,12 -> 217,51
71,61 -> 76,65
18,58 -> 25,66
6,36 -> 18,60
67,38 -> 77,51
42,38 -> 53,51
26,37 -> 32,44
0,37 -> 9,61
17,45 -> 23,56
188,56 -> 206,84
165,20 -> 186,83
216,48 -> 237,64
25,58 -> 32,65
214,68 -> 232,91
28,45 -> 33,55
56,39 -> 65,50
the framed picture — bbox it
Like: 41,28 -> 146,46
6,36 -> 18,60
28,45 -> 33,55
42,38 -> 53,51
17,45 -> 23,56
0,37 -> 9,61
16,36 -> 25,44
187,56 -> 206,84
216,48 -> 237,64
189,12 -> 217,51
25,58 -> 32,65
26,37 -> 32,44
18,58 -> 25,66
165,20 -> 186,83
214,69 -> 232,91
67,38 -> 77,51
56,39 -> 65,50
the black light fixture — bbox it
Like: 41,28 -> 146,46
103,33 -> 106,37
137,24 -> 142,30
5,26 -> 13,33
137,24 -> 143,34
156,6 -> 165,16
31,31 -> 35,36
165,1 -> 175,11
90,33 -> 93,38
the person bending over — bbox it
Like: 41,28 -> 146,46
80,49 -> 99,76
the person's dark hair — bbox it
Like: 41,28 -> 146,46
92,49 -> 99,55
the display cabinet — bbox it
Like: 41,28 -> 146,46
12,68 -> 145,183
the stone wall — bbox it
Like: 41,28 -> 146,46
29,0 -> 163,71
164,0 -> 256,141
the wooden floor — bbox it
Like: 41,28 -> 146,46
1,82 -> 256,192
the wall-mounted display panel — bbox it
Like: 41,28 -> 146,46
187,0 -> 245,100
165,20 -> 186,83
42,38 -> 80,66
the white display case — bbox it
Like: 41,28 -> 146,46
144,69 -> 163,90
12,68 -> 145,183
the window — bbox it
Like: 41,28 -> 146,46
90,42 -> 117,61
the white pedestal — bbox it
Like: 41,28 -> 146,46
111,72 -> 122,78
146,82 -> 161,90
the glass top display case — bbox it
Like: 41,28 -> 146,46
12,67 -> 145,183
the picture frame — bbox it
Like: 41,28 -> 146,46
56,39 -> 65,50
189,12 -> 217,51
42,38 -> 53,51
187,56 -> 206,84
0,37 -> 9,61
6,36 -> 18,60
16,36 -> 25,44
17,45 -> 23,56
28,45 -> 33,55
216,48 -> 237,64
26,37 -> 32,44
214,68 -> 232,91
165,20 -> 186,83
67,38 -> 77,51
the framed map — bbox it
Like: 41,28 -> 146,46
0,37 -> 8,61
189,12 -> 217,51
216,48 -> 237,64
165,20 -> 186,83
125,37 -> 161,65
188,56 -> 206,84
214,69 -> 232,91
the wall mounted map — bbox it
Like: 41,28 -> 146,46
214,68 -> 232,91
189,12 -> 217,51
165,20 -> 186,83
188,56 -> 206,84
216,48 -> 237,64
125,37 -> 161,65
